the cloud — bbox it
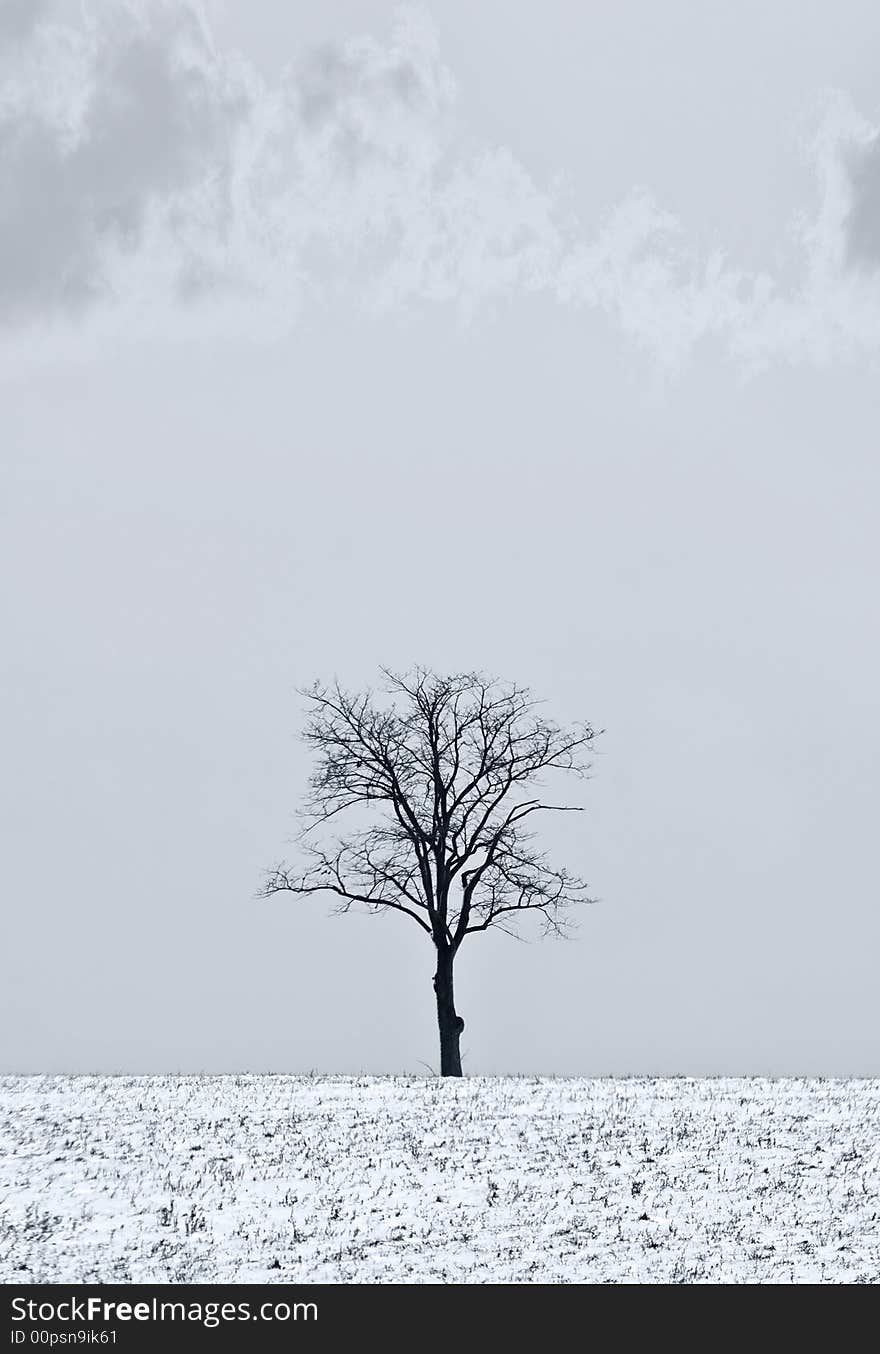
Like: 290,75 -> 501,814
843,117 -> 880,273
0,0 -> 49,45
727,95 -> 880,368
0,1 -> 249,325
846,152 -> 880,271
3,2 -> 880,369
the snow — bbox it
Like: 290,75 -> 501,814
1,1076 -> 878,1283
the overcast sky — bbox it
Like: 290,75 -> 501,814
3,0 -> 880,1075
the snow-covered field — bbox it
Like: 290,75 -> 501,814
1,1076 -> 878,1283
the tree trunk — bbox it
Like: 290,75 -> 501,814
433,947 -> 464,1077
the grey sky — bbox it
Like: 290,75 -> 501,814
2,1 -> 879,1075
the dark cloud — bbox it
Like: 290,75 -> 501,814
845,136 -> 880,269
0,3 -> 247,323
0,0 -> 49,44
297,37 -> 435,135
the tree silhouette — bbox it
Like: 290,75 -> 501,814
262,667 -> 598,1076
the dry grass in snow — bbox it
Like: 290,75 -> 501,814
1,1076 -> 878,1283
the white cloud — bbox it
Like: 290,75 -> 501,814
3,2 -> 880,368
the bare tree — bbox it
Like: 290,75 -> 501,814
261,667 -> 598,1076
